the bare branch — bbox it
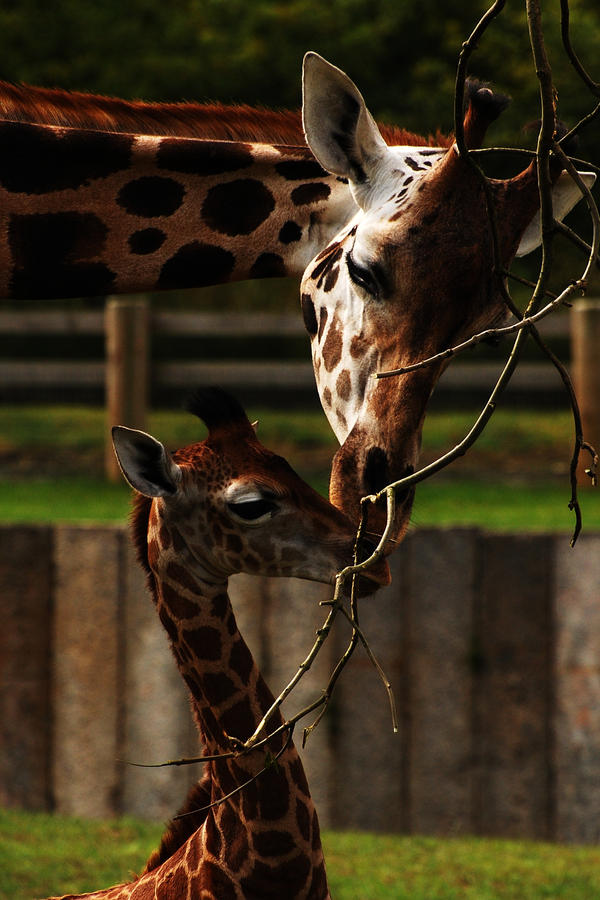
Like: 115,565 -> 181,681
173,728 -> 295,820
123,2 -> 600,789
559,100 -> 600,148
560,0 -> 600,97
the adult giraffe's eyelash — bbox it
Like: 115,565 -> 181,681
227,498 -> 278,521
346,251 -> 381,300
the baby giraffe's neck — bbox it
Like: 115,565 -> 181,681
142,511 -> 331,899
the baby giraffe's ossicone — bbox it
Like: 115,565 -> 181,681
48,387 -> 389,900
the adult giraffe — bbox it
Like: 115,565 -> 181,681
46,387 -> 389,899
0,54 -> 592,537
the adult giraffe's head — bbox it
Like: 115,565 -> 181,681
300,53 -> 594,539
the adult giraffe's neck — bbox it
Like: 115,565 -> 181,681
0,118 -> 353,300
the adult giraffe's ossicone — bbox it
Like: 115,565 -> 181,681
300,52 -> 595,539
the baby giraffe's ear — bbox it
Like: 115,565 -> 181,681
111,426 -> 182,497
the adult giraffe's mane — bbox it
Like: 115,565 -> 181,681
0,80 -> 451,147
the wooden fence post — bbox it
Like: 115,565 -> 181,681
105,297 -> 150,481
571,298 -> 600,486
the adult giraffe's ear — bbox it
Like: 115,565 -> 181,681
516,169 -> 596,256
302,52 -> 388,192
111,426 -> 182,498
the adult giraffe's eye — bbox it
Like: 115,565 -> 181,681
227,497 -> 279,522
346,252 -> 381,299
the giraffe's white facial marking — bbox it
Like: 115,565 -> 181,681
302,144 -> 446,437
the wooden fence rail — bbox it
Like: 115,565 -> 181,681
2,523 -> 600,842
0,302 -> 580,409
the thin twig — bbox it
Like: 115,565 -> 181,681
173,728 -> 295,820
558,101 -> 600,149
559,0 -> 600,97
243,600 -> 340,749
336,603 -> 399,734
554,220 -> 598,262
301,505 -> 369,745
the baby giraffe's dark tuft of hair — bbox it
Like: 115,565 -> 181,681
184,386 -> 252,434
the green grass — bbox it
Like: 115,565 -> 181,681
2,476 -> 598,534
411,480 -> 600,533
0,405 -> 598,531
2,808 -> 600,900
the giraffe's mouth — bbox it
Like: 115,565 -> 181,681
340,537 -> 391,596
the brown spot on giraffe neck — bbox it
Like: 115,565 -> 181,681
0,120 -> 132,193
220,696 -> 257,742
291,182 -> 331,205
211,592 -> 229,619
229,638 -> 254,682
202,178 -> 275,235
253,829 -> 296,857
182,625 -> 222,661
162,583 -> 199,619
296,797 -> 311,841
317,306 -> 328,342
166,561 -> 200,594
158,606 -> 178,645
336,369 -> 351,402
249,252 -> 286,278
336,409 -> 348,431
289,755 -> 311,796
158,241 -> 235,289
323,263 -> 339,292
240,853 -> 311,895
350,334 -> 368,358
201,671 -> 237,705
128,227 -> 166,255
275,158 -> 328,180
301,293 -> 318,336
9,211 -> 115,299
199,861 -> 239,899
321,314 -> 343,372
310,860 -> 329,897
279,220 -> 302,243
117,175 -> 185,217
309,242 -> 343,288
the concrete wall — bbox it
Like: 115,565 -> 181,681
1,524 -> 599,842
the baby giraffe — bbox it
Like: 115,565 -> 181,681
48,387 -> 389,900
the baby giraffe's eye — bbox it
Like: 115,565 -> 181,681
227,497 -> 279,522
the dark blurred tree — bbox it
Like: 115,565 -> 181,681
0,0 -> 597,155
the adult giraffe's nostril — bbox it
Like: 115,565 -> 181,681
363,447 -> 390,495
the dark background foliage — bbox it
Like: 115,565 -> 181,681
0,1 -> 597,302
0,1 -> 597,151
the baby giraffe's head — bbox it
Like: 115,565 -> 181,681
112,387 -> 390,593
